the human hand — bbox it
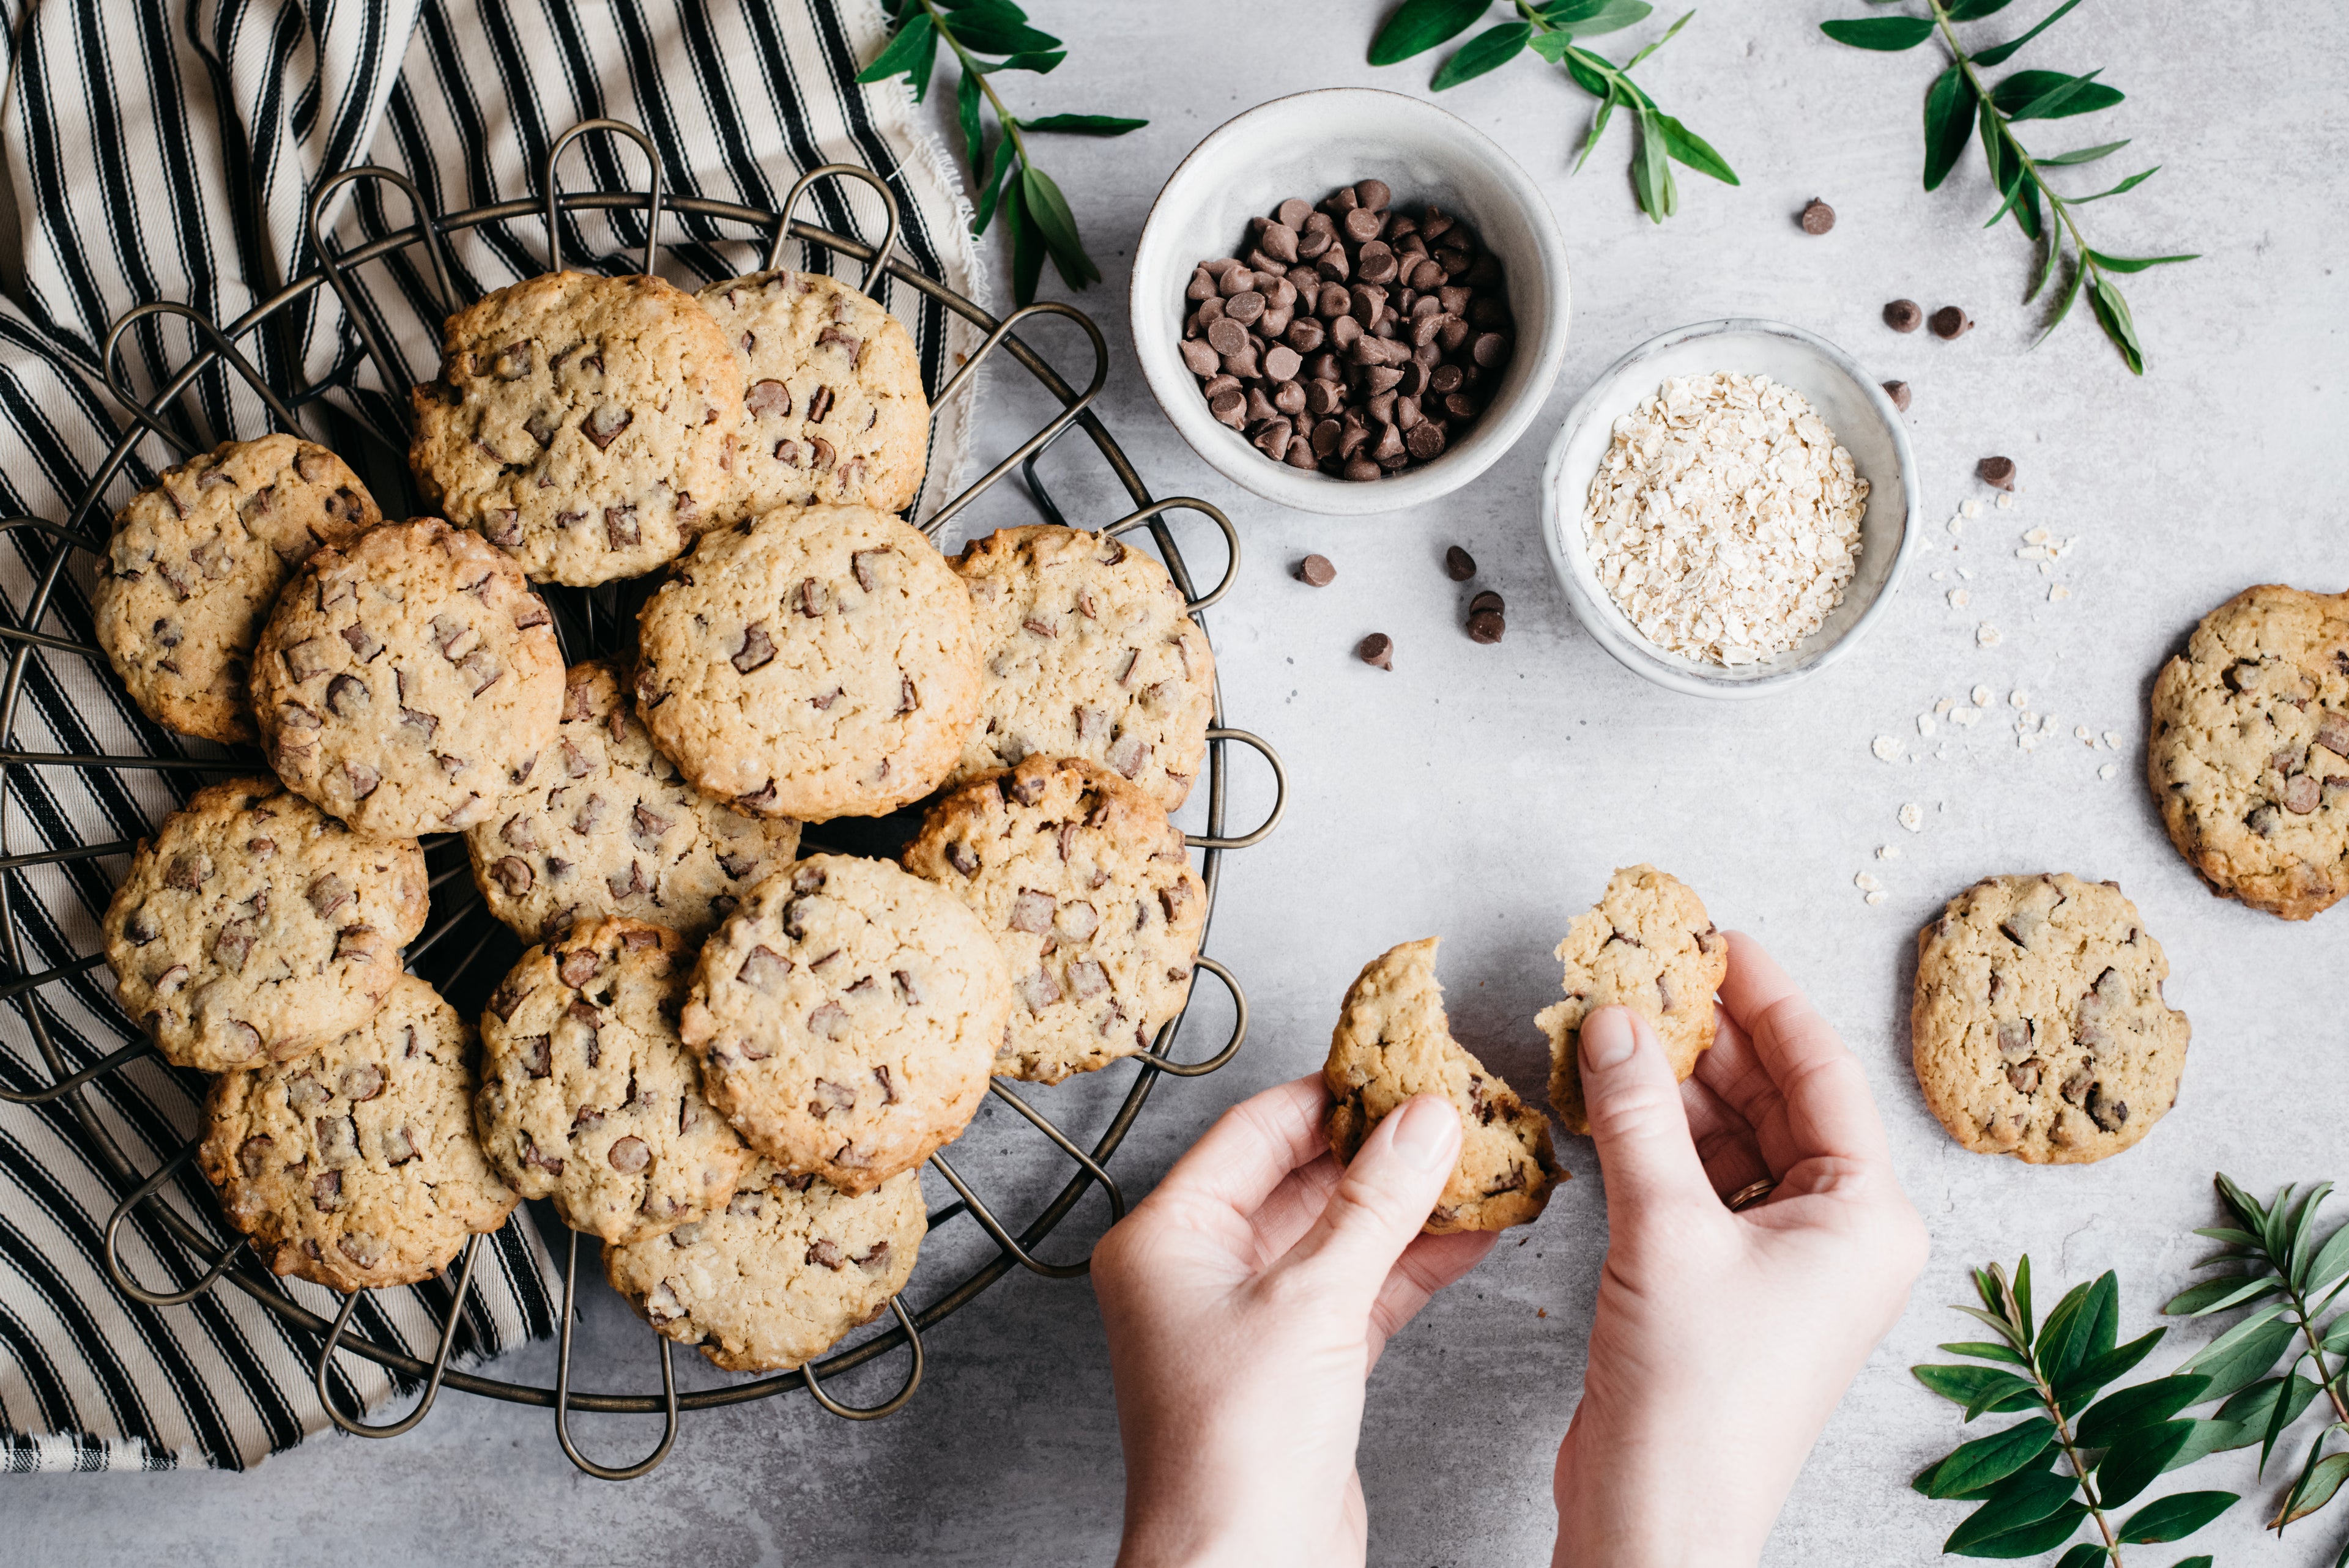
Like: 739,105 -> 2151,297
1551,931 -> 1929,1568
1091,1075 -> 1495,1568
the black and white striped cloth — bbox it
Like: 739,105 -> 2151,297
0,0 -> 982,1472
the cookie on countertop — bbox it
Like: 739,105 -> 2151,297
198,973 -> 517,1291
680,854 -> 1011,1195
1535,865 -> 1727,1136
252,517 -> 565,836
409,270 -> 743,585
904,756 -> 1204,1084
1325,937 -> 1561,1234
464,661 -> 802,943
604,1161 -> 924,1372
1912,873 -> 2190,1164
696,270 -> 929,521
2147,584 -> 2349,920
102,778 -> 428,1071
93,434 -> 380,744
631,504 -> 982,822
950,525 -> 1215,812
475,918 -> 752,1244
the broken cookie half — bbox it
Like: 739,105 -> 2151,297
1324,937 -> 1562,1234
1535,865 -> 1728,1136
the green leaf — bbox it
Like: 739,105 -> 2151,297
2307,1221 -> 2349,1293
1943,1341 -> 2032,1367
1971,0 -> 2084,68
2215,1174 -> 2271,1237
2165,1274 -> 2280,1317
2013,175 -> 2044,242
1923,65 -> 1979,191
856,12 -> 935,85
1920,1418 -> 2058,1500
956,68 -> 984,169
1944,0 -> 2017,17
1619,6 -> 1691,70
2013,1259 -> 2035,1342
2176,1302 -> 2292,1375
2284,1182 -> 2336,1285
2254,1371 -> 2323,1477
1368,0 -> 1490,65
1432,22 -> 1531,89
2040,1275 -> 2118,1385
2038,138 -> 2129,166
1540,0 -> 1652,34
2088,272 -> 2142,373
2166,1416 -> 2255,1469
1019,114 -> 1147,135
2117,1490 -> 2238,1544
1573,84 -> 1621,172
1945,1466 -> 2082,1550
940,0 -> 1061,57
2322,1315 -> 2349,1353
1993,68 -> 2125,122
1630,104 -> 1675,222
2025,231 -> 2061,303
1003,176 -> 1042,308
2189,1317 -> 2300,1404
2053,1545 -> 2107,1568
2034,251 -> 2084,344
1819,15 -> 1935,50
1951,1304 -> 2033,1354
1018,165 -> 1097,290
1531,30 -> 1574,62
976,50 -> 1065,73
1653,114 -> 1737,185
2055,1328 -> 2167,1414
2096,1421 -> 2195,1510
2077,1375 -> 2211,1448
2169,1558 -> 2214,1568
970,139 -> 1014,235
2280,1449 -> 2349,1527
1951,1503 -> 2089,1558
2216,1372 -> 2322,1434
1916,1364 -> 2041,1419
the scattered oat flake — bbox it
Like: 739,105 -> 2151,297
1855,871 -> 1882,892
1948,588 -> 1971,608
2098,763 -> 2118,780
2039,561 -> 2054,577
1962,499 -> 1984,519
1977,623 -> 2002,647
1934,697 -> 1955,714
1996,493 -> 2014,509
1950,706 -> 1981,727
1879,844 -> 1901,860
1947,516 -> 1966,536
2074,725 -> 2094,743
1958,566 -> 1975,580
1972,685 -> 1994,706
2024,527 -> 2049,544
2010,689 -> 2029,708
1865,890 -> 1888,906
2049,584 -> 2071,602
1917,713 -> 1937,737
1899,803 -> 1924,832
2103,730 -> 2123,749
2018,546 -> 2047,562
1871,734 -> 1904,762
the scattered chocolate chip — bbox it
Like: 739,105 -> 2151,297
1358,632 -> 1393,670
1295,553 -> 1335,586
1882,379 -> 1912,412
1444,544 -> 1475,582
1469,589 -> 1504,616
1468,610 -> 1505,645
1976,455 -> 2016,491
1929,305 -> 1972,339
1798,198 -> 1836,235
1883,298 -> 1922,333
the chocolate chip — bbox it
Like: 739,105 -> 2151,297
1883,298 -> 1922,333
1358,632 -> 1393,670
1468,610 -> 1505,645
1469,590 -> 1504,615
1799,198 -> 1835,235
1882,379 -> 1912,412
1445,544 -> 1475,581
1929,305 -> 1972,339
1976,456 -> 2016,491
1295,553 -> 1335,586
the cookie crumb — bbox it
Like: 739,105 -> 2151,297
1899,802 -> 1924,832
1871,734 -> 1904,763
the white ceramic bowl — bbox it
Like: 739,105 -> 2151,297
1538,319 -> 1921,698
1132,88 -> 1570,516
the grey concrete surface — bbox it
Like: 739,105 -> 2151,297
16,3 -> 2349,1564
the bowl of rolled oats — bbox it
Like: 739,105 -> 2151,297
1539,318 -> 1919,698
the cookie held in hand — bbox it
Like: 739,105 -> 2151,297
1535,865 -> 1727,1136
1324,937 -> 1560,1234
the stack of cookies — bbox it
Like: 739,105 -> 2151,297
89,257 -> 1222,1377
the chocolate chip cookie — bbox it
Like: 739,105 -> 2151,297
1535,865 -> 1727,1136
950,525 -> 1215,812
1325,937 -> 1561,1233
198,973 -> 517,1290
102,778 -> 428,1071
1912,874 -> 2191,1164
604,1161 -> 924,1372
253,517 -> 564,836
409,270 -> 743,585
696,270 -> 929,521
679,854 -> 1011,1194
93,435 -> 380,744
632,505 -> 982,822
475,918 -> 751,1244
904,756 -> 1204,1084
464,661 -> 803,943
2148,585 -> 2349,920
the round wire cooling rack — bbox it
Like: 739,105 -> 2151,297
0,119 -> 1287,1479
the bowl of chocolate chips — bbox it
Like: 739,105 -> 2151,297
1133,87 -> 1570,515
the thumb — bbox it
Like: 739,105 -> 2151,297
1578,1006 -> 1713,1222
1272,1094 -> 1461,1312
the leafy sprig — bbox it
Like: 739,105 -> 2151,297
1819,0 -> 2194,374
1912,1257 -> 2238,1564
1368,0 -> 1737,224
2166,1175 -> 2349,1556
858,0 -> 1145,306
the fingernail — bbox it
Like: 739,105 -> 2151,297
1581,1007 -> 1638,1071
1389,1095 -> 1458,1172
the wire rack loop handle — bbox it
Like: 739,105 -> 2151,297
766,163 -> 902,291
543,119 -> 665,278
101,302 -> 309,459
1184,729 -> 1286,851
554,1229 -> 679,1479
800,1295 -> 924,1419
306,165 -> 459,412
1134,954 -> 1248,1078
922,301 -> 1110,537
314,1233 -> 481,1438
100,1138 -> 247,1304
1105,498 -> 1241,613
0,514 -> 102,556
927,1148 -> 1098,1281
989,1079 -> 1127,1221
